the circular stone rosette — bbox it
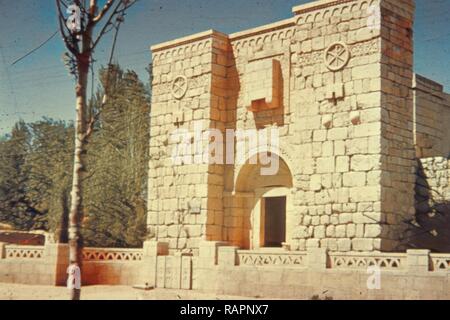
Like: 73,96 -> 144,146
171,75 -> 188,100
324,42 -> 351,72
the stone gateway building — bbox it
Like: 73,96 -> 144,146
145,0 -> 450,298
148,0 -> 449,253
4,0 -> 450,300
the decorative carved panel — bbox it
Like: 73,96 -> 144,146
82,248 -> 143,261
5,246 -> 44,259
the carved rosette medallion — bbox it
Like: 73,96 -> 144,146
171,75 -> 188,100
324,42 -> 350,71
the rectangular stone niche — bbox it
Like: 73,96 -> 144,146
245,59 -> 282,112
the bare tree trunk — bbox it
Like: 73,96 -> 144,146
55,0 -> 137,300
68,50 -> 90,300
56,189 -> 69,243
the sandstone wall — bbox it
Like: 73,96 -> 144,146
378,0 -> 416,250
416,157 -> 450,212
410,157 -> 450,252
413,74 -> 450,159
226,0 -> 416,252
149,31 -> 230,254
148,0 -> 418,253
411,75 -> 450,251
279,0 -> 390,252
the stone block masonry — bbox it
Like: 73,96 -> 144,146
411,157 -> 450,252
378,0 -> 416,251
148,0 -> 443,254
413,75 -> 450,159
2,0 -> 450,300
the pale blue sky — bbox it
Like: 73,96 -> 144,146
0,0 -> 449,134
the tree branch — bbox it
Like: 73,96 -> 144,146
90,0 -> 123,50
90,0 -> 137,51
93,0 -> 115,23
55,0 -> 79,56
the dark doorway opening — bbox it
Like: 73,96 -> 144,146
264,196 -> 286,247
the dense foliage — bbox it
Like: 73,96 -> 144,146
0,65 -> 150,247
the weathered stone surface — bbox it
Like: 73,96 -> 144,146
148,0 -> 448,257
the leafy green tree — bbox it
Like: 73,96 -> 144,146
25,119 -> 74,242
82,65 -> 150,247
0,121 -> 39,229
0,64 -> 149,248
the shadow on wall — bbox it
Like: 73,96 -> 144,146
400,159 -> 450,252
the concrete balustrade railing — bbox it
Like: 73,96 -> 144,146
207,244 -> 443,273
0,241 -> 173,287
82,247 -> 144,261
1,240 -> 450,298
4,245 -> 45,259
194,242 -> 450,299
430,253 -> 450,272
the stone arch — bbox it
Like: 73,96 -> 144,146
226,152 -> 294,249
235,153 -> 293,192
234,144 -> 295,190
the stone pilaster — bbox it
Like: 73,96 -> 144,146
407,249 -> 430,273
149,31 -> 231,253
44,243 -> 69,286
142,240 -> 168,286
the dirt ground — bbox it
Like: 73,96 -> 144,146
0,283 -> 258,300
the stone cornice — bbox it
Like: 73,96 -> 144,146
150,29 -> 229,53
414,74 -> 444,93
413,74 -> 448,102
229,18 -> 295,41
150,18 -> 296,54
292,0 -> 357,14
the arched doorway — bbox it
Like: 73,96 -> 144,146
230,153 -> 294,249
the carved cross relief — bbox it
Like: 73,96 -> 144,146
172,75 -> 188,100
324,42 -> 350,72
171,75 -> 188,126
324,42 -> 350,105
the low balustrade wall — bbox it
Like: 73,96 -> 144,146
81,247 -> 148,285
195,242 -> 450,299
0,243 -> 66,285
1,240 -> 450,299
0,242 -> 160,286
